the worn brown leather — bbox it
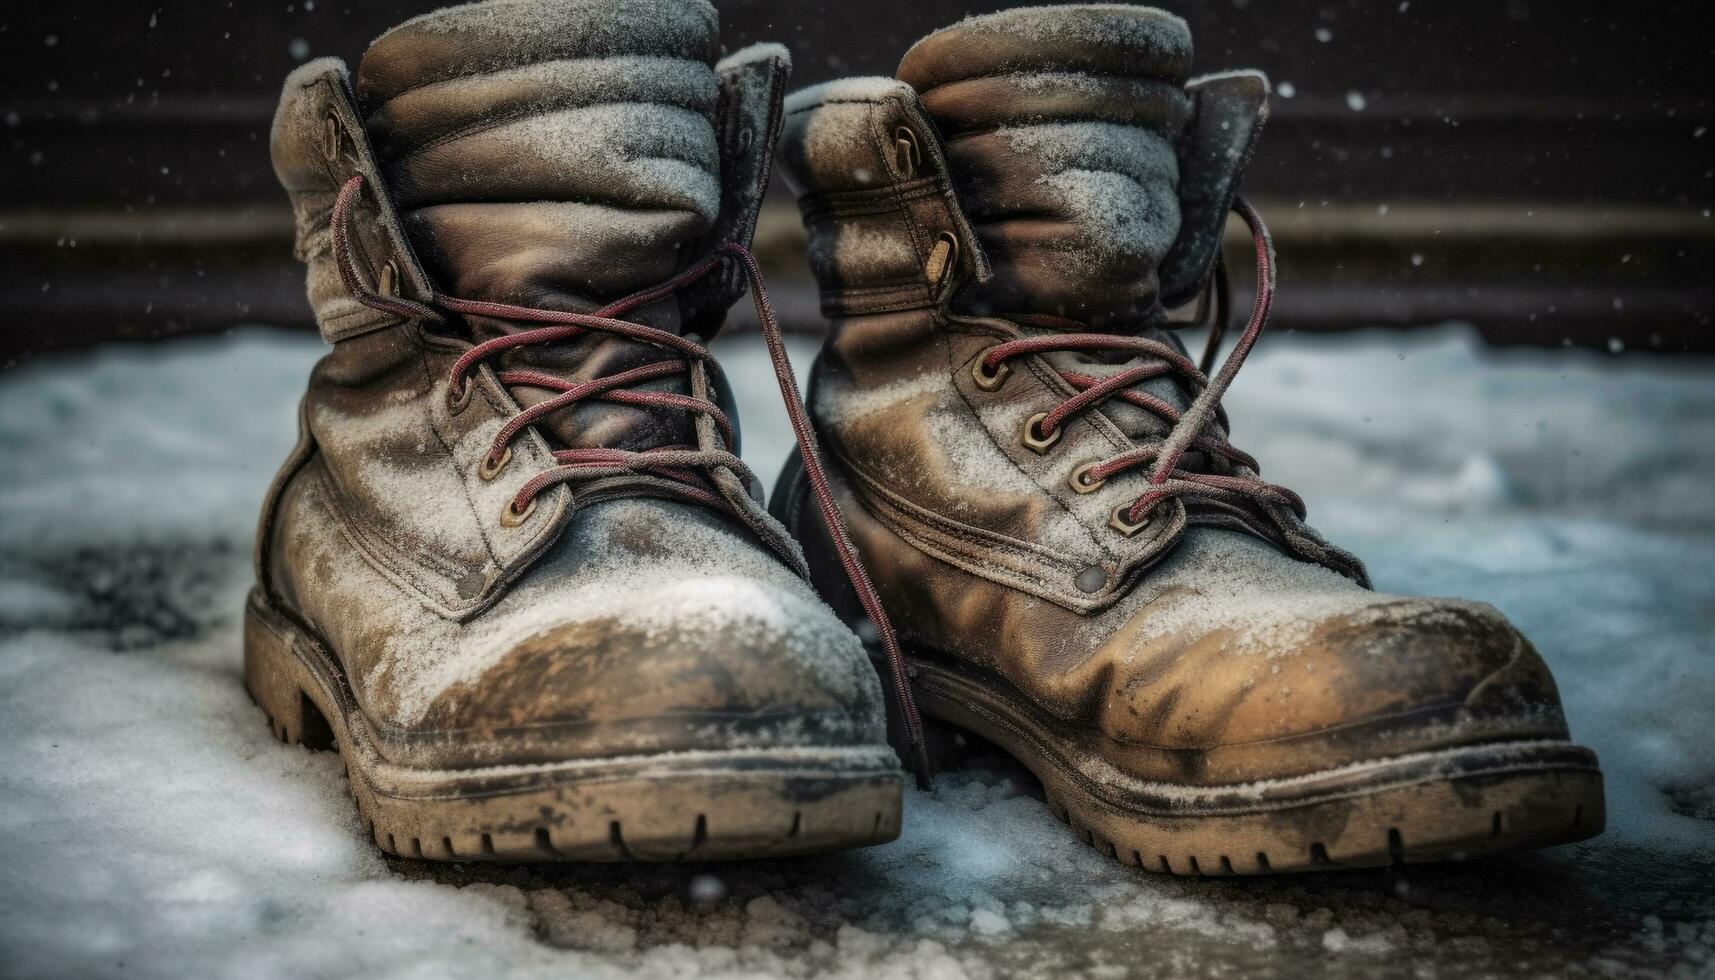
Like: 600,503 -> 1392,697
355,0 -> 744,457
256,0 -> 887,772
773,6 -> 1574,786
894,6 -> 1268,327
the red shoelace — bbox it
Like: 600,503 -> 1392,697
330,175 -> 934,787
974,198 -> 1305,533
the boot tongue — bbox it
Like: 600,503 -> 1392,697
898,5 -> 1194,331
355,0 -> 724,450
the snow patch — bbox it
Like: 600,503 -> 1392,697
1,326 -> 1711,977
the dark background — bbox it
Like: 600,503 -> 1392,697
3,0 -> 1711,362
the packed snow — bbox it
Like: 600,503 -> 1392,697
1,324 -> 1712,978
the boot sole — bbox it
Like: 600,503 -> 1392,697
243,589 -> 904,862
909,655 -> 1604,875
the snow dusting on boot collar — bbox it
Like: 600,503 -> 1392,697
784,77 -> 915,113
369,0 -> 719,54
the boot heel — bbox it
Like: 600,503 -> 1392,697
243,591 -> 335,750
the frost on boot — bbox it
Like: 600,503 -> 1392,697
896,6 -> 1266,326
357,0 -> 721,309
898,6 -> 1193,325
773,4 -> 1603,873
248,0 -> 902,863
355,0 -> 728,452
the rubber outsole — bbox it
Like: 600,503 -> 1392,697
908,655 -> 1605,875
243,589 -> 904,862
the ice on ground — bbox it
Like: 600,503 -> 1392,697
1,326 -> 1712,979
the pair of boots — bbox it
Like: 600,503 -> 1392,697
247,0 -> 1602,873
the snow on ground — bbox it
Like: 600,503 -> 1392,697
1,325 -> 1712,979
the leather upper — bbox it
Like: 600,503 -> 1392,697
897,5 -> 1192,326
894,5 -> 1269,326
355,0 -> 724,314
778,70 -> 1360,612
775,5 -> 1572,785
258,0 -> 884,769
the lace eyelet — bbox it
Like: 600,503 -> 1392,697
477,445 -> 511,482
377,260 -> 399,297
1069,460 -> 1106,495
446,377 -> 473,414
322,113 -> 342,163
1021,412 -> 1061,455
500,496 -> 537,528
971,350 -> 1011,392
1108,503 -> 1152,538
893,126 -> 921,178
926,232 -> 959,289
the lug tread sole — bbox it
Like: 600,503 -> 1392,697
244,589 -> 903,863
910,657 -> 1605,875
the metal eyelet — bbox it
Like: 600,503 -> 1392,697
893,126 -> 921,178
477,445 -> 511,482
500,496 -> 537,528
971,350 -> 1011,392
322,113 -> 342,163
1069,460 -> 1106,495
377,260 -> 399,297
925,232 -> 959,289
1109,503 -> 1152,538
446,377 -> 474,414
1020,412 -> 1061,455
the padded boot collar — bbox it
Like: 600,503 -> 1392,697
779,77 -> 991,318
272,57 -> 437,344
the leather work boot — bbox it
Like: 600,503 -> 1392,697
245,0 -> 905,862
770,5 -> 1604,873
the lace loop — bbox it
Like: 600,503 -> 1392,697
979,197 -> 1305,531
329,174 -> 934,788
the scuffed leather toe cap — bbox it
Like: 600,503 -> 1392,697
1102,597 -> 1571,782
407,580 -> 888,766
347,500 -> 888,770
1090,533 -> 1571,781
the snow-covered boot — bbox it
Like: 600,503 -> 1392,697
771,5 -> 1603,872
245,0 -> 903,862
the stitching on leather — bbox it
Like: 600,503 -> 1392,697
950,323 -> 1180,568
258,584 -> 876,752
835,447 -> 1094,580
422,351 -> 505,569
301,364 -> 504,615
827,278 -> 936,294
449,360 -> 573,576
844,465 -> 1108,614
874,100 -> 935,293
310,463 -> 474,617
920,651 -> 1568,755
916,666 -> 1584,815
943,333 -> 1117,556
799,178 -> 950,219
256,399 -> 318,602
301,202 -> 335,235
319,305 -> 379,326
821,289 -> 935,318
313,460 -> 470,585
